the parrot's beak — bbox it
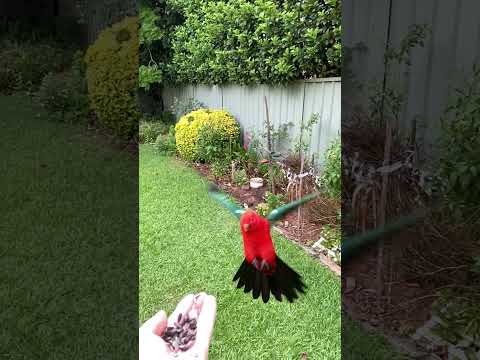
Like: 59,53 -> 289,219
243,223 -> 251,232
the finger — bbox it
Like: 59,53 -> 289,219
192,292 -> 207,315
140,310 -> 168,336
168,293 -> 195,325
190,295 -> 217,358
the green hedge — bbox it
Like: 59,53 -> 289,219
168,0 -> 341,85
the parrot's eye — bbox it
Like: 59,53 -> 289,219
243,223 -> 251,232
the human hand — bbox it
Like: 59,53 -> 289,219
139,293 -> 217,360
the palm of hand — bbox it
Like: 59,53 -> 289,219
139,293 -> 217,360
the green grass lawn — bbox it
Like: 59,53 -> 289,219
0,93 -> 405,359
342,316 -> 410,360
139,145 -> 341,359
139,145 -> 409,360
1,95 -> 138,358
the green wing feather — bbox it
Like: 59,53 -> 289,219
342,208 -> 426,262
266,193 -> 319,224
208,183 -> 245,220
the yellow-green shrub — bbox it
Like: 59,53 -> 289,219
175,109 -> 240,161
85,17 -> 140,139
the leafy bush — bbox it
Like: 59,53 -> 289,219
256,203 -> 270,218
197,123 -> 242,163
85,17 -> 140,139
264,191 -> 285,211
211,159 -> 230,178
35,51 -> 89,123
0,41 -> 73,93
170,97 -> 206,120
36,73 -> 70,113
155,126 -> 176,155
140,121 -> 168,143
319,224 -> 341,264
230,146 -> 259,176
432,287 -> 480,343
159,111 -> 176,125
233,168 -> 248,186
0,68 -> 20,95
266,162 -> 288,192
143,112 -> 176,125
174,109 -> 240,161
139,3 -> 184,88
319,137 -> 341,198
437,66 -> 480,212
256,191 -> 285,217
139,64 -> 163,91
170,0 -> 341,85
258,162 -> 269,177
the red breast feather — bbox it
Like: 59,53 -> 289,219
239,210 -> 277,271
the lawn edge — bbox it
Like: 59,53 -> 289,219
273,225 -> 341,277
343,301 -> 433,359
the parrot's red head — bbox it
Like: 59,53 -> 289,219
239,209 -> 270,236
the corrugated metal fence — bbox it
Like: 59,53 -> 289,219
343,0 -> 480,158
163,78 -> 341,166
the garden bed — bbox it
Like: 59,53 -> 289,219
342,220 -> 480,359
190,161 -> 341,275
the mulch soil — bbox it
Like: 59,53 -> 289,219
191,161 -> 324,255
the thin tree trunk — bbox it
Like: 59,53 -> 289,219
264,96 -> 275,194
377,119 -> 392,313
297,116 -> 306,234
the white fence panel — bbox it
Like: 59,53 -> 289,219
343,0 -> 480,159
304,80 -> 341,164
221,85 -> 266,140
163,78 -> 341,167
193,85 -> 223,109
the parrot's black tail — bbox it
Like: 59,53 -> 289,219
233,257 -> 306,303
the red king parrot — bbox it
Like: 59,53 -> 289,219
208,184 -> 318,303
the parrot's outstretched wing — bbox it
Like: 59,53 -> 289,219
208,183 -> 245,220
342,208 -> 426,262
267,193 -> 318,224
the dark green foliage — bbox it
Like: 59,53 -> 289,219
433,287 -> 480,342
139,1 -> 184,89
233,169 -> 248,186
266,162 -> 287,192
227,144 -> 259,176
319,137 -> 341,199
258,162 -> 269,177
0,68 -> 20,95
197,122 -> 242,164
35,51 -> 89,123
264,191 -> 285,212
140,121 -> 169,143
0,40 -> 74,93
169,0 -> 341,85
197,123 -> 232,163
155,125 -> 177,154
211,158 -> 230,178
257,191 -> 285,218
438,65 -> 480,212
